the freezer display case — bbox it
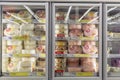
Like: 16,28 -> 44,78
0,3 -> 48,80
52,3 -> 102,80
104,4 -> 120,80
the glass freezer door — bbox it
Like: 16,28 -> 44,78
1,3 -> 48,78
106,5 -> 120,77
52,3 -> 102,79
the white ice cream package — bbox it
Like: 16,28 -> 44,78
22,50 -> 36,54
7,40 -> 22,45
20,24 -> 34,31
2,58 -> 8,72
4,23 -> 20,37
6,45 -> 22,54
24,40 -> 36,45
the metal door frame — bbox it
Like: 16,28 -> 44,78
0,2 -> 49,80
52,3 -> 102,80
103,4 -> 120,80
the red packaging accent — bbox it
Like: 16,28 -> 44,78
6,28 -> 11,32
55,51 -> 64,54
56,17 -> 64,20
7,46 -> 13,50
55,70 -> 64,73
38,46 -> 42,50
57,34 -> 65,37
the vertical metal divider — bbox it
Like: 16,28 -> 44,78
103,3 -> 107,80
102,3 -> 104,80
46,2 -> 49,80
48,1 -> 53,80
0,5 -> 2,76
99,3 -> 103,80
51,3 -> 55,80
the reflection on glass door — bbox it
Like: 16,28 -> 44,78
2,4 -> 47,77
107,5 -> 120,77
53,4 -> 102,78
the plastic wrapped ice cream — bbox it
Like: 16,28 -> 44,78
2,58 -> 8,72
34,30 -> 45,36
4,12 -> 15,20
81,58 -> 98,72
55,29 -> 68,34
24,40 -> 36,45
82,41 -> 97,54
18,58 -> 36,72
68,40 -> 81,45
7,57 -> 21,72
55,58 -> 65,63
111,58 -> 120,67
55,24 -> 68,30
82,24 -> 98,37
36,10 -> 45,18
22,50 -> 36,54
7,62 -> 19,72
55,58 -> 66,70
36,45 -> 46,53
6,40 -> 22,54
68,67 -> 82,72
36,58 -> 46,68
55,45 -> 67,50
18,61 -> 32,72
34,24 -> 46,31
35,10 -> 46,23
4,24 -> 20,37
21,31 -> 34,36
2,40 -> 7,53
68,45 -> 82,54
17,10 -> 32,19
67,58 -> 79,67
56,11 -> 66,21
38,40 -> 46,45
20,24 -> 34,31
22,58 -> 35,61
69,29 -> 83,38
24,45 -> 36,50
69,24 -> 81,29
6,45 -> 22,54
24,40 -> 36,50
7,40 -> 22,45
56,41 -> 67,46
85,11 -> 98,20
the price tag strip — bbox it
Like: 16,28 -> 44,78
9,72 -> 29,76
55,54 -> 64,57
39,53 -> 46,58
80,36 -> 96,41
2,72 -> 45,77
63,72 -> 95,77
55,54 -> 98,58
36,72 -> 45,76
13,54 -> 34,57
107,54 -> 120,58
76,72 -> 94,77
55,36 -> 98,41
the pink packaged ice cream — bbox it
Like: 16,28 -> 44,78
68,45 -> 82,54
69,24 -> 81,29
69,29 -> 83,37
81,58 -> 98,72
82,24 -> 98,37
82,41 -> 97,54
67,58 -> 79,67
